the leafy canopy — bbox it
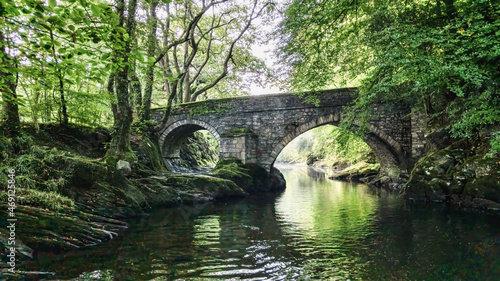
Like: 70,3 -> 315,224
277,0 -> 499,143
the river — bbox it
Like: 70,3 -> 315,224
25,165 -> 499,280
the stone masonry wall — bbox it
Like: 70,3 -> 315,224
153,88 -> 418,172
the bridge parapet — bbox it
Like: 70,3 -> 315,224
153,88 -> 357,118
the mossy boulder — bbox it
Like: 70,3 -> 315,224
402,139 -> 500,210
402,148 -> 458,202
213,159 -> 286,193
462,156 -> 500,203
329,161 -> 380,181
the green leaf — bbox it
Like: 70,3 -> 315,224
49,0 -> 57,8
91,4 -> 101,17
101,53 -> 110,60
136,52 -> 144,62
161,0 -> 172,3
68,25 -> 75,31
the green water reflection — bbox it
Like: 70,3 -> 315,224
22,165 -> 500,280
275,166 -> 380,279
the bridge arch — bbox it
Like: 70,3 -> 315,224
268,113 -> 408,174
159,119 -> 221,159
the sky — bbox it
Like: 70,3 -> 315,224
248,0 -> 286,96
249,41 -> 283,96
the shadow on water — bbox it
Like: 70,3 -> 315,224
21,165 -> 500,280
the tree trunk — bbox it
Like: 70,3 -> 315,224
140,0 -> 159,122
130,69 -> 142,115
0,30 -> 20,137
49,29 -> 68,127
106,0 -> 137,159
58,75 -> 68,127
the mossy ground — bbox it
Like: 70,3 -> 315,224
0,124 -> 247,276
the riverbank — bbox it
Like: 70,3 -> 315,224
288,139 -> 500,213
402,136 -> 500,212
0,124 -> 284,279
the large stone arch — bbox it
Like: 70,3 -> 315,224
268,113 -> 408,174
159,119 -> 221,159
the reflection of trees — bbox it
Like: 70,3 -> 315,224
24,168 -> 498,280
275,167 -> 379,279
306,167 -> 326,183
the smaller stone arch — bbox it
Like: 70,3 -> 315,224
159,119 -> 221,159
267,113 -> 408,173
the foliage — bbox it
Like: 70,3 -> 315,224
179,130 -> 219,168
2,0 -> 271,145
277,125 -> 375,167
486,131 -> 500,158
277,0 -> 500,151
150,0 -> 272,104
1,0 -> 122,127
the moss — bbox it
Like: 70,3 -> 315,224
105,155 -> 118,167
329,161 -> 380,180
221,128 -> 257,137
178,131 -> 219,168
0,188 -> 75,212
65,156 -> 109,189
213,159 -> 286,193
402,139 -> 500,207
188,102 -> 233,117
462,156 -> 500,203
141,135 -> 167,171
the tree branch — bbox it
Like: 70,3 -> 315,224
191,1 -> 269,101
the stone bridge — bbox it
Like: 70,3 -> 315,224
152,88 -> 425,174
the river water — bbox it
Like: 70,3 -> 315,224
26,165 -> 499,280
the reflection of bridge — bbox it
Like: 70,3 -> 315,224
153,88 -> 425,173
